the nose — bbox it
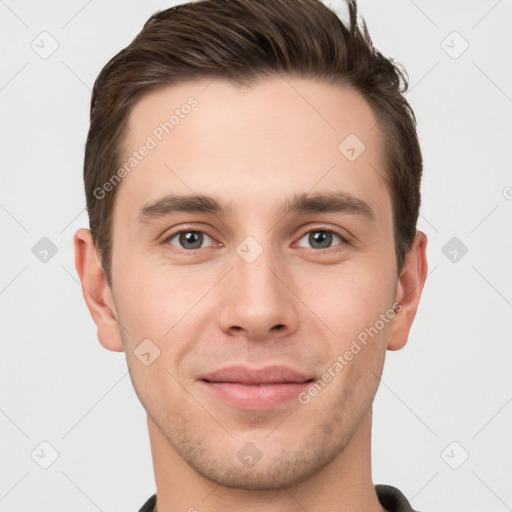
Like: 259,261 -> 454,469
217,244 -> 300,342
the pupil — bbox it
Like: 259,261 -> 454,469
181,231 -> 202,249
311,231 -> 331,249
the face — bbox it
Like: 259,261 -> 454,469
99,76 -> 406,488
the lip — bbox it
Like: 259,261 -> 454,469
198,365 -> 314,410
199,365 -> 313,385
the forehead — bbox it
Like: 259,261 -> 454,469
116,75 -> 390,225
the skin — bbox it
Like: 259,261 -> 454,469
74,75 -> 428,512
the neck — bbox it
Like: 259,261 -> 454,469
148,409 -> 385,512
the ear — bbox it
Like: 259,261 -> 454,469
387,230 -> 428,351
73,228 -> 124,352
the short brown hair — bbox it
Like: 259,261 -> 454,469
84,0 -> 422,287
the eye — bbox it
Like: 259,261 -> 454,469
162,227 -> 348,252
164,230 -> 214,250
296,228 -> 348,250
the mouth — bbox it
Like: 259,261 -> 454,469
198,365 -> 315,410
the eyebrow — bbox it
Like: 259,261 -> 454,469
137,191 -> 374,223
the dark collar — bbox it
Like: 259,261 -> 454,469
138,484 -> 419,512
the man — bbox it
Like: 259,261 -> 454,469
74,0 -> 428,510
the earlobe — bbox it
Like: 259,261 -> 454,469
387,231 -> 428,351
73,228 -> 124,352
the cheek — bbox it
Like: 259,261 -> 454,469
318,267 -> 394,406
308,262 -> 396,346
115,274 -> 194,417
112,259 -> 194,336
112,261 -> 214,386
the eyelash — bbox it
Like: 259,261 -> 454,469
161,226 -> 349,252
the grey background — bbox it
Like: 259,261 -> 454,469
1,0 -> 511,510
